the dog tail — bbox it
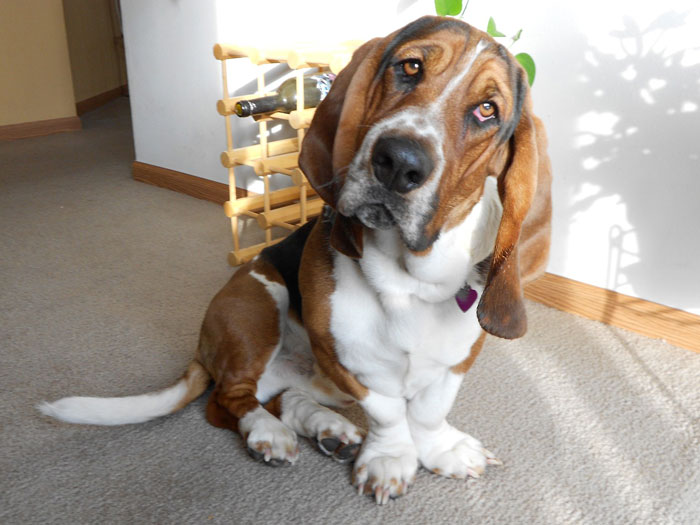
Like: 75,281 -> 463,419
37,360 -> 211,426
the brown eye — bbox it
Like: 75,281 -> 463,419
479,102 -> 496,118
474,101 -> 497,122
402,59 -> 422,76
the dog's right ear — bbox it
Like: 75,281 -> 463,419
298,39 -> 382,259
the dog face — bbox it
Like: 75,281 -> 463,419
337,21 -> 528,254
299,16 -> 543,339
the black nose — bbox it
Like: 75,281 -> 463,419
371,136 -> 434,193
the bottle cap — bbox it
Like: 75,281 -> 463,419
234,101 -> 250,117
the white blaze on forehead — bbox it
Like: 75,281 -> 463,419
348,38 -> 489,174
433,39 -> 488,113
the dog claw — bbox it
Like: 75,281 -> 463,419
247,446 -> 293,467
367,486 -> 391,505
483,448 -> 503,466
374,486 -> 392,505
248,448 -> 264,462
356,472 -> 406,504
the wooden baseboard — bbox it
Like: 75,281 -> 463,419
525,273 -> 700,353
132,161 -> 246,204
0,116 -> 81,141
76,85 -> 128,115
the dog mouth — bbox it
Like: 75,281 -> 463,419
337,178 -> 401,231
338,185 -> 438,252
354,203 -> 396,230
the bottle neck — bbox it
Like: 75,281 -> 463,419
234,95 -> 284,117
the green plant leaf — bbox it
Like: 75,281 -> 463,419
512,29 -> 523,44
487,17 -> 506,38
515,52 -> 536,86
434,0 -> 462,16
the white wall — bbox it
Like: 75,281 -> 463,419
121,0 -> 224,184
458,0 -> 700,315
121,0 -> 700,315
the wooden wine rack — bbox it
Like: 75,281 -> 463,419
214,41 -> 362,266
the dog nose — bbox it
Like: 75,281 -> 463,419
371,136 -> 433,193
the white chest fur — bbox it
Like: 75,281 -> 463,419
329,177 -> 503,399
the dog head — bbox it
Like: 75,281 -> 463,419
299,16 -> 543,339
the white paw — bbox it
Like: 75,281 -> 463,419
239,407 -> 300,466
310,411 -> 364,463
279,390 -> 365,463
352,440 -> 418,505
418,426 -> 501,479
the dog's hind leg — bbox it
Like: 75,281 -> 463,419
267,388 -> 364,464
253,317 -> 364,464
197,262 -> 301,466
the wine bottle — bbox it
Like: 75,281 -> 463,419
234,73 -> 335,118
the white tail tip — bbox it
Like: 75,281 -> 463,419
38,379 -> 189,426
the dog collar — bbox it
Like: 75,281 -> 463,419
456,284 -> 478,312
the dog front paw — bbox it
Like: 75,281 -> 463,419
352,441 -> 418,505
418,426 -> 501,479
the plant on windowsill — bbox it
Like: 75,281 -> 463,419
434,0 -> 536,86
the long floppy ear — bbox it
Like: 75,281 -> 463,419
298,39 -> 382,258
477,91 -> 539,339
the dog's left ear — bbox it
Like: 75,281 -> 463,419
477,82 -> 539,340
298,39 -> 382,259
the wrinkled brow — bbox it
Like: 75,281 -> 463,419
373,17 -> 471,83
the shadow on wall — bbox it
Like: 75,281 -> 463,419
566,10 -> 700,313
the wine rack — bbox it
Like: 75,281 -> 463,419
213,42 -> 362,266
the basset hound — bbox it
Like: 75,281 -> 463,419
39,16 -> 552,505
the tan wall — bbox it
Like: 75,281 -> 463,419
62,0 -> 125,103
0,0 -> 76,126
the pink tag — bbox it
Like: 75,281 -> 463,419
456,287 -> 478,312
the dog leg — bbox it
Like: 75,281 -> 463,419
407,369 -> 501,479
275,388 -> 364,463
196,258 -> 301,466
352,392 -> 418,505
206,385 -> 300,467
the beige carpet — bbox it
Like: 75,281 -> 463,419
1,98 -> 699,524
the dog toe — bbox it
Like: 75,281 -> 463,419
317,437 -> 362,463
335,442 -> 361,463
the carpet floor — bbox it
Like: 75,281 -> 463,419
1,98 -> 698,524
